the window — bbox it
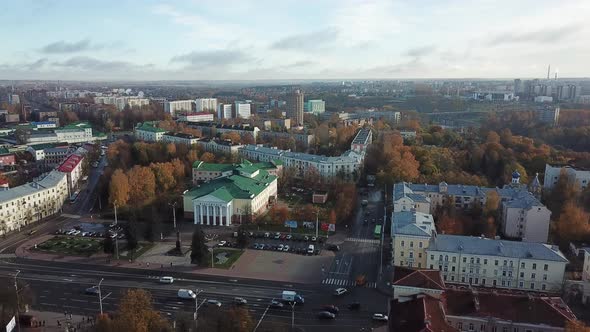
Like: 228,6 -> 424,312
401,241 -> 405,247
543,274 -> 547,281
503,260 -> 507,266
458,323 -> 463,329
493,280 -> 497,286
400,251 -> 404,257
519,281 -> 524,288
475,278 -> 479,284
469,323 -> 474,331
532,263 -> 537,270
495,260 -> 499,266
502,271 -> 506,277
544,264 -> 548,271
410,241 -> 414,248
542,284 -> 546,290
445,255 -> 448,261
521,262 -> 525,269
471,257 -> 474,264
482,279 -> 486,285
461,277 -> 466,282
419,253 -> 422,258
477,258 -> 480,264
452,257 -> 457,263
530,282 -> 535,289
452,266 -> 456,272
501,280 -> 506,286
463,257 -> 467,263
502,328 -> 508,332
439,255 -> 443,261
451,276 -> 455,281
520,272 -> 524,278
430,265 -> 434,269
480,325 -> 486,332
431,255 -> 434,260
419,242 -> 423,248
409,252 -> 414,258
531,273 -> 536,279
484,259 -> 488,264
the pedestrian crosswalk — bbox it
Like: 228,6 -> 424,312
321,278 -> 377,288
345,237 -> 380,244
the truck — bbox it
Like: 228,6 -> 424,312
282,290 -> 304,304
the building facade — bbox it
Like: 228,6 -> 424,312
134,122 -> 167,142
350,128 -> 373,154
195,98 -> 217,113
426,235 -> 568,293
177,112 -> 214,123
286,89 -> 304,125
218,104 -> 233,119
195,138 -> 243,156
391,211 -> 436,268
57,154 -> 84,197
164,100 -> 193,116
234,101 -> 251,119
161,132 -> 199,145
304,99 -> 325,114
544,163 -> 590,190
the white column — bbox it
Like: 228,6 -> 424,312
205,204 -> 210,225
213,204 -> 217,225
198,205 -> 202,225
194,204 -> 198,225
227,204 -> 231,226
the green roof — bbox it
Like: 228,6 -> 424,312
185,169 -> 277,202
0,147 -> 10,155
64,121 -> 92,129
29,143 -> 57,151
137,122 -> 166,133
193,161 -> 235,172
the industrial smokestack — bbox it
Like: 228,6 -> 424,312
547,64 -> 551,80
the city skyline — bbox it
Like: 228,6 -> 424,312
1,0 -> 590,80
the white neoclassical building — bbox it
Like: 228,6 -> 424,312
183,163 -> 278,226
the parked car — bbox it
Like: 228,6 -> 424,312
286,234 -> 292,240
283,245 -> 290,252
311,236 -> 317,242
278,244 -> 284,251
218,241 -> 227,247
317,311 -> 336,319
274,233 -> 281,239
333,288 -> 348,296
372,313 -> 388,322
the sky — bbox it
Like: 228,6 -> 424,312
1,0 -> 590,81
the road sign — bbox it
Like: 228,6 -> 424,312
5,316 -> 15,332
284,220 -> 298,228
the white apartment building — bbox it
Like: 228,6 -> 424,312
235,101 -> 251,119
161,132 -> 199,145
426,235 -> 568,293
304,99 -> 325,114
0,170 -> 68,235
218,104 -> 233,119
177,112 -> 214,123
164,100 -> 194,117
134,122 -> 167,142
501,190 -> 551,243
239,145 -> 364,179
544,163 -> 590,190
195,138 -> 243,156
94,96 -> 150,111
57,154 -> 84,197
195,98 -> 217,113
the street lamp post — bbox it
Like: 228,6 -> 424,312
98,278 -> 104,315
210,248 -> 214,268
168,202 -> 178,229
113,201 -> 119,260
193,289 -> 203,330
14,270 -> 21,332
290,302 -> 296,329
315,210 -> 319,239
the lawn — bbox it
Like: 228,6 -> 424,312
117,242 -> 155,260
210,248 -> 243,269
36,236 -> 103,256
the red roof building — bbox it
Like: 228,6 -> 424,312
57,154 -> 83,173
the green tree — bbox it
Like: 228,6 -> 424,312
190,225 -> 209,265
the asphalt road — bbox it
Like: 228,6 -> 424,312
0,258 -> 389,331
322,188 -> 385,289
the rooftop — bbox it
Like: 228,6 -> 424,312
136,122 -> 167,133
392,267 -> 445,290
163,132 -> 198,139
0,170 -> 66,203
63,122 -> 92,130
351,128 -> 372,145
429,235 -> 568,262
185,169 -> 277,202
57,154 -> 84,173
444,289 -> 576,328
389,295 -> 456,332
392,211 -> 436,237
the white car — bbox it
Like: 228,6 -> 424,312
207,299 -> 222,307
283,245 -> 290,252
334,288 -> 348,296
159,276 -> 174,284
218,241 -> 227,247
372,313 -> 388,321
278,244 -> 284,251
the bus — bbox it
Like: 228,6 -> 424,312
374,225 -> 382,239
69,190 -> 80,204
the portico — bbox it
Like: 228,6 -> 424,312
193,194 -> 233,226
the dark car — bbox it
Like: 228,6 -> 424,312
322,305 -> 339,314
326,244 -> 340,251
317,311 -> 336,319
85,286 -> 99,295
348,302 -> 361,310
270,300 -> 284,308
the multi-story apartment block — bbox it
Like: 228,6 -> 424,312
176,112 -> 214,123
195,138 -> 243,156
286,90 -> 304,125
57,154 -> 84,197
238,144 -> 364,179
195,98 -> 217,113
501,190 -> 551,243
234,101 -> 251,119
350,128 -> 372,154
304,99 -> 325,114
161,132 -> 199,146
134,122 -> 167,142
391,211 -> 436,269
164,100 -> 193,117
43,146 -> 72,167
544,163 -> 590,190
426,235 -> 568,293
393,183 -> 431,213
94,96 -> 150,111
191,123 -> 260,142
258,131 -> 315,149
0,170 -> 69,235
218,104 -> 233,119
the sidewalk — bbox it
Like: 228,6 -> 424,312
20,310 -> 94,332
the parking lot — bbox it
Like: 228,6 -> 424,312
247,231 -> 328,255
54,222 -> 126,240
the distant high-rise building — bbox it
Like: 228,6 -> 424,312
8,94 -> 20,105
218,103 -> 233,119
164,100 -> 194,117
234,101 -> 251,119
513,79 -> 523,94
304,100 -> 325,114
286,89 -> 304,125
195,98 -> 217,113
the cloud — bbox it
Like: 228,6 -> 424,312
41,39 -> 93,54
170,50 -> 254,67
488,24 -> 582,46
53,56 -> 146,71
26,58 -> 48,70
282,60 -> 315,68
404,45 -> 436,58
270,28 -> 339,51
